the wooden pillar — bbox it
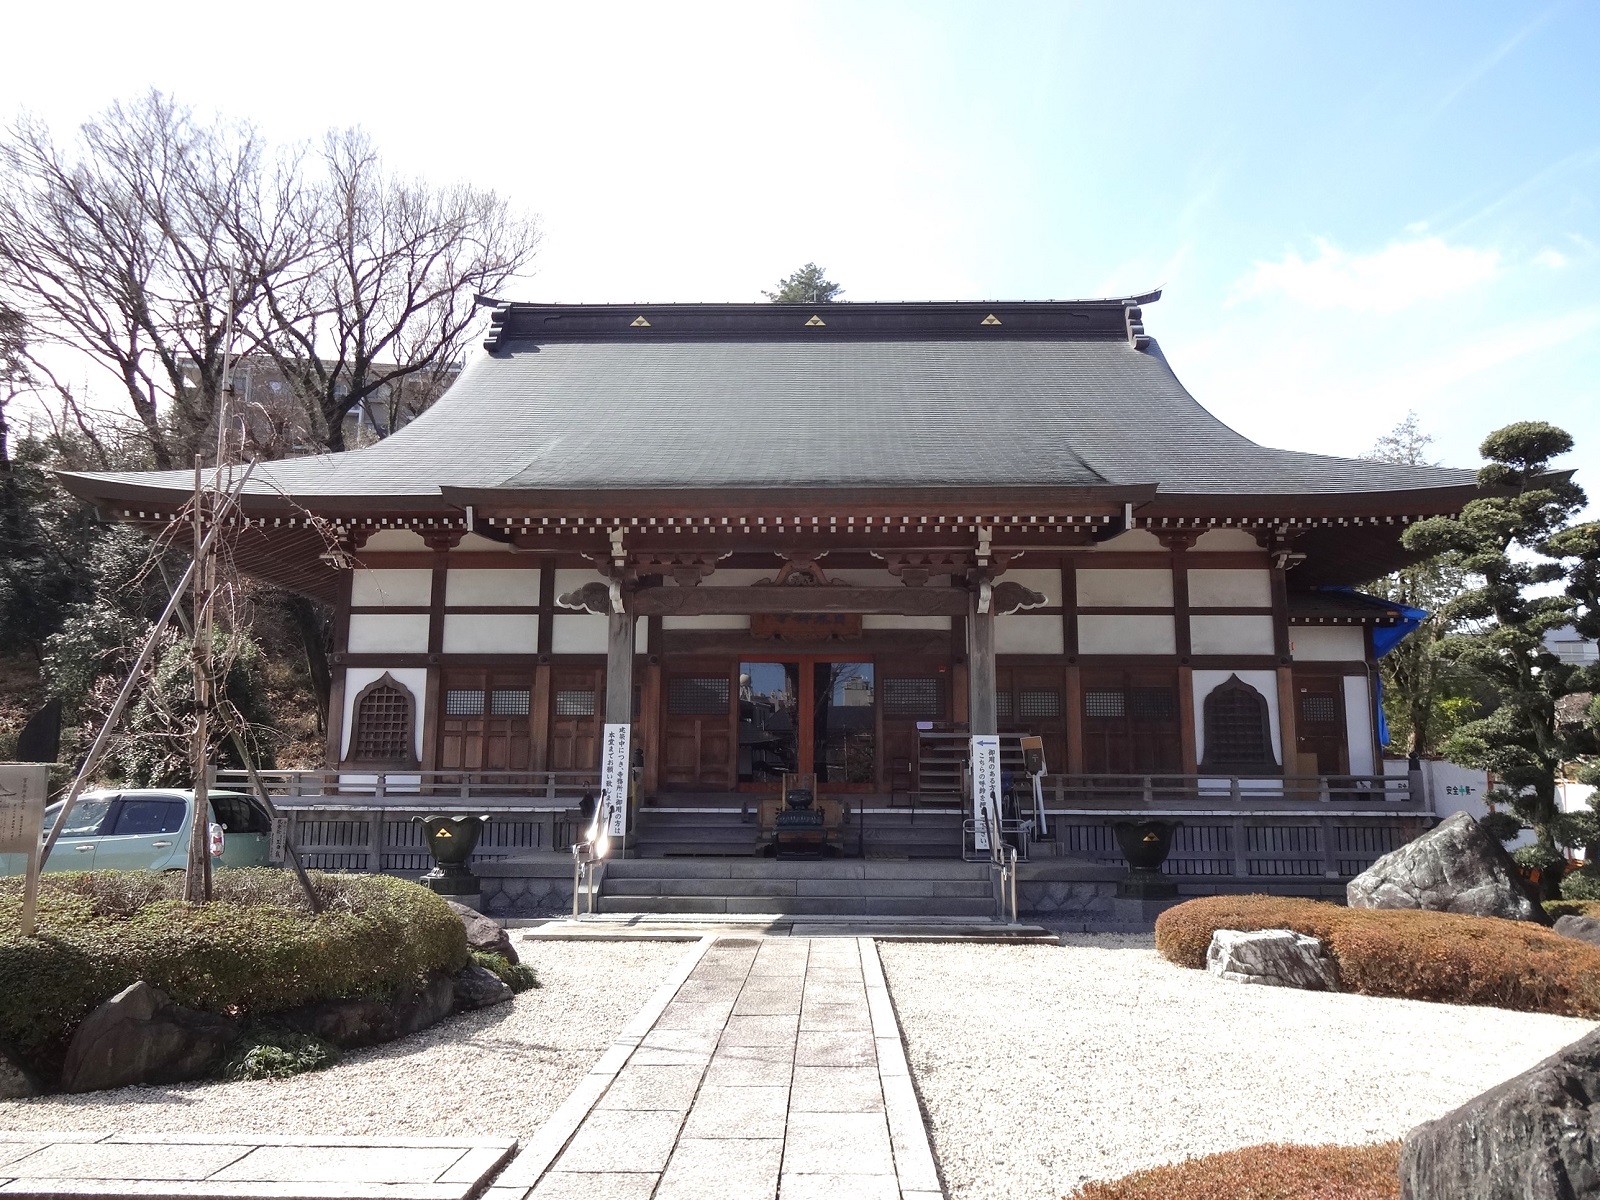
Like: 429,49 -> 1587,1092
324,570 -> 353,769
605,604 -> 635,726
1276,666 -> 1298,777
641,617 -> 662,797
1064,663 -> 1084,774
967,586 -> 997,736
1178,666 -> 1198,775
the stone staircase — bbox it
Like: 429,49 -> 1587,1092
635,806 -> 759,857
597,858 -> 998,917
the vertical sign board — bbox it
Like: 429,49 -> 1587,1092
599,723 -> 632,839
0,763 -> 49,937
970,735 -> 1001,852
268,817 -> 290,865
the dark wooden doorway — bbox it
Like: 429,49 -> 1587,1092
1080,666 -> 1182,774
438,670 -> 533,772
662,663 -> 735,791
1294,673 -> 1348,775
996,666 -> 1068,776
548,666 -> 604,771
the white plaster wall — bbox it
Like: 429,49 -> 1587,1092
663,615 -> 751,630
1186,568 -> 1272,608
445,568 -> 540,606
1192,528 -> 1262,552
346,612 -> 430,653
360,529 -> 428,551
1078,614 -> 1177,655
1089,529 -> 1164,551
1076,568 -> 1174,607
862,615 -> 951,630
995,615 -> 1064,655
442,613 -> 539,654
350,568 -> 432,607
1001,568 -> 1059,604
550,613 -> 648,653
1192,669 -> 1281,767
340,665 -> 428,761
1190,615 -> 1276,656
1291,627 -> 1366,662
1344,674 -> 1376,774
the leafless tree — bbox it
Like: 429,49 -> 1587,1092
248,129 -> 540,452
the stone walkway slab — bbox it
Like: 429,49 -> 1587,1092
494,935 -> 943,1200
0,1134 -> 516,1200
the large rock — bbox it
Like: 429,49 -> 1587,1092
58,981 -> 239,1093
0,1043 -> 38,1099
1347,812 -> 1546,923
1553,914 -> 1600,948
1400,1026 -> 1600,1199
278,976 -> 455,1049
1206,928 -> 1341,991
447,900 -> 519,964
452,964 -> 513,1011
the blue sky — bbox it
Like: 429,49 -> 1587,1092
3,0 -> 1596,479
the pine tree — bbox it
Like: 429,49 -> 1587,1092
762,263 -> 843,304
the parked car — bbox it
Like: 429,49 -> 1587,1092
0,789 -> 275,876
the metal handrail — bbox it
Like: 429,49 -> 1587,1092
980,801 -> 1018,923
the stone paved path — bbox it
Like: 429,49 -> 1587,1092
491,935 -> 942,1200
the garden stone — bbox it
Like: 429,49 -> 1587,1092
453,964 -> 514,1011
0,1043 -> 37,1098
1400,1026 -> 1600,1200
447,899 -> 520,964
279,975 -> 455,1048
59,981 -> 239,1093
1552,914 -> 1600,948
1206,929 -> 1340,991
1347,811 -> 1546,923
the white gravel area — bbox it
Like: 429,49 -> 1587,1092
0,937 -> 687,1140
879,933 -> 1599,1200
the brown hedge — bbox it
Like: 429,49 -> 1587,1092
1155,894 -> 1600,1017
1067,1141 -> 1400,1200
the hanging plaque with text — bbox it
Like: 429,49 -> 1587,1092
970,735 -> 1001,852
599,723 -> 631,839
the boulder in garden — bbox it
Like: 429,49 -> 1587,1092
453,964 -> 514,1011
59,981 -> 239,1093
0,1043 -> 38,1099
1553,914 -> 1600,948
447,899 -> 519,964
1206,928 -> 1340,991
1400,1026 -> 1600,1200
1347,811 -> 1546,923
278,976 -> 455,1049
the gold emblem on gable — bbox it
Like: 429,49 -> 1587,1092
630,315 -> 651,327
981,313 -> 1002,326
804,314 -> 826,327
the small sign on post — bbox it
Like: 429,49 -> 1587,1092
269,816 -> 290,865
0,763 -> 50,938
970,735 -> 1001,852
599,723 -> 631,840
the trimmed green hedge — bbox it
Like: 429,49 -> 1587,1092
0,869 -> 468,1077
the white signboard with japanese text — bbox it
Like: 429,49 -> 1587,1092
599,723 -> 631,839
1,763 -> 49,937
269,817 -> 290,865
970,735 -> 1001,852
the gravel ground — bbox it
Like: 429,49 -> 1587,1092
879,933 -> 1599,1200
0,937 -> 686,1140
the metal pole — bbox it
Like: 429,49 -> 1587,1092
38,463 -> 257,869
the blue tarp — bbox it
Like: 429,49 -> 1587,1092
1316,587 -> 1428,747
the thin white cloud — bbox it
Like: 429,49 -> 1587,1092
1535,248 -> 1570,269
1233,236 -> 1501,314
1425,4 -> 1560,121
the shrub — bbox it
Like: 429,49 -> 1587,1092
0,869 -> 469,1078
471,949 -> 539,993
1561,867 -> 1600,902
221,1023 -> 340,1081
1546,899 -> 1600,920
1067,1141 -> 1400,1200
1154,895 -> 1600,1017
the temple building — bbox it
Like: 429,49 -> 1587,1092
62,293 -> 1478,886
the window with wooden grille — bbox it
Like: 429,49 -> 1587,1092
669,677 -> 729,715
1300,694 -> 1340,724
1019,689 -> 1061,719
883,678 -> 943,718
1129,688 -> 1177,720
445,690 -> 484,716
491,689 -> 531,716
1084,690 -> 1125,719
554,690 -> 596,717
995,691 -> 1013,721
349,674 -> 416,765
1201,675 -> 1278,773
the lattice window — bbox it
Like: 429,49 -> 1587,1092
1300,694 -> 1340,724
669,677 -> 729,715
1202,675 -> 1277,772
1019,689 -> 1061,719
996,691 -> 1013,721
554,690 -> 596,717
883,678 -> 943,718
491,689 -> 531,716
1129,688 -> 1178,721
350,675 -> 415,764
445,690 -> 484,716
1084,690 -> 1125,719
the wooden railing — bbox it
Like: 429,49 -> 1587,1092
1038,772 -> 1423,814
214,768 -> 601,807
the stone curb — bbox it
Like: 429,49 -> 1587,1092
858,937 -> 944,1198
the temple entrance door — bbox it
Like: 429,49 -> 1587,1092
738,659 -> 877,790
1294,674 -> 1348,775
995,667 -> 1067,776
662,666 -> 735,791
548,667 -> 604,771
1080,667 -> 1182,775
439,670 -> 533,773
